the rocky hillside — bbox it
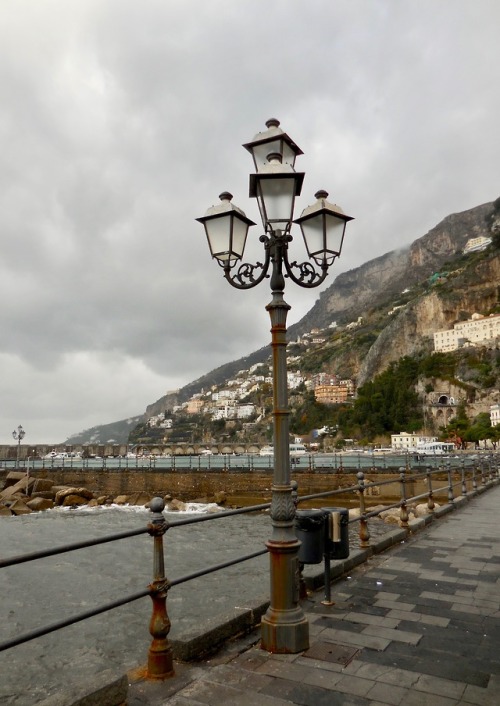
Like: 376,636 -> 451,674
146,199 -> 497,412
290,200 -> 493,336
65,198 -> 499,443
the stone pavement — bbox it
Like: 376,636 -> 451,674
126,483 -> 500,706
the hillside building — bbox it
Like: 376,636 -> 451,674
463,236 -> 492,254
314,383 -> 349,405
491,404 -> 500,428
434,313 -> 500,353
391,433 -> 437,451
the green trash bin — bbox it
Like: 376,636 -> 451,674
294,509 -> 326,564
322,507 -> 349,560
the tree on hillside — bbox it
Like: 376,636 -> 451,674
339,356 -> 423,439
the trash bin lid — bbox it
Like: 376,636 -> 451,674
295,509 -> 326,529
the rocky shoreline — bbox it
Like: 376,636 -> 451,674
0,470 -> 438,525
0,471 -> 228,516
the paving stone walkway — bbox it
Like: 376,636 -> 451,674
129,485 -> 500,705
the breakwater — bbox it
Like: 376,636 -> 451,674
0,467 -> 425,507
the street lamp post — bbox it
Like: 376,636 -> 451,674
197,119 -> 353,653
12,424 -> 26,469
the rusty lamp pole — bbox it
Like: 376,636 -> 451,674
197,119 -> 353,653
12,424 -> 26,469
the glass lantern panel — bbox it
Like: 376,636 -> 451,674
251,139 -> 282,171
205,216 -> 232,260
251,139 -> 297,171
231,217 -> 249,259
324,214 -> 346,255
259,178 -> 295,230
301,218 -> 325,258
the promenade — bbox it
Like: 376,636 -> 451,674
124,484 -> 500,706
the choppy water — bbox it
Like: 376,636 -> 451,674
0,503 -> 389,705
0,505 -> 272,705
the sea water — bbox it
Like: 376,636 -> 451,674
0,504 -> 270,705
0,502 -> 386,704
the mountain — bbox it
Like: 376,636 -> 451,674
65,197 -> 499,444
64,415 -> 144,446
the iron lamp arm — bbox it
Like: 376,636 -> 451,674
282,253 -> 330,288
221,235 -> 272,290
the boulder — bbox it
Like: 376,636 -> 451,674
8,499 -> 32,515
26,497 -> 54,512
87,498 -> 99,507
379,508 -> 403,524
96,496 -> 109,505
113,495 -> 129,505
55,487 -> 94,506
2,472 -> 27,487
0,477 -> 35,500
167,498 -> 187,512
213,491 -> 227,505
31,491 -> 56,500
413,502 -> 438,517
0,505 -> 12,516
32,479 -> 54,493
61,494 -> 90,507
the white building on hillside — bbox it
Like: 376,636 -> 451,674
463,236 -> 492,254
491,404 -> 500,428
434,313 -> 500,353
391,433 -> 437,451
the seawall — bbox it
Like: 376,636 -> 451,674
0,467 -> 438,507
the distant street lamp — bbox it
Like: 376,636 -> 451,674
12,424 -> 26,469
197,119 -> 353,653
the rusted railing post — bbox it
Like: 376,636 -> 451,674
472,462 -> 478,493
357,471 -> 370,548
480,459 -> 486,487
446,460 -> 454,504
488,455 -> 495,483
399,467 -> 409,529
426,466 -> 435,512
146,497 -> 174,680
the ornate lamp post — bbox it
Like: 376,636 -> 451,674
12,424 -> 26,469
197,119 -> 353,653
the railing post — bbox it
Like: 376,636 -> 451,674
472,462 -> 478,493
357,471 -> 370,548
399,467 -> 409,529
426,466 -> 435,512
480,458 -> 486,486
446,460 -> 454,504
461,459 -> 467,496
146,497 -> 174,680
488,455 -> 495,483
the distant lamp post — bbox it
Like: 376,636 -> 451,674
197,119 -> 353,653
12,424 -> 26,469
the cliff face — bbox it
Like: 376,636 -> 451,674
149,199 -> 496,406
357,251 -> 500,385
291,201 -> 493,337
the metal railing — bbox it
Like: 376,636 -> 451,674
1,449 -> 496,473
0,458 -> 498,680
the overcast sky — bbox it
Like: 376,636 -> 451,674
1,0 -> 499,444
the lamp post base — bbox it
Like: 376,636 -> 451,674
260,539 -> 310,654
261,609 -> 309,654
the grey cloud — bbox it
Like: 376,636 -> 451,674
1,0 -> 499,441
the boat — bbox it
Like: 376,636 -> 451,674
259,444 -> 308,457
